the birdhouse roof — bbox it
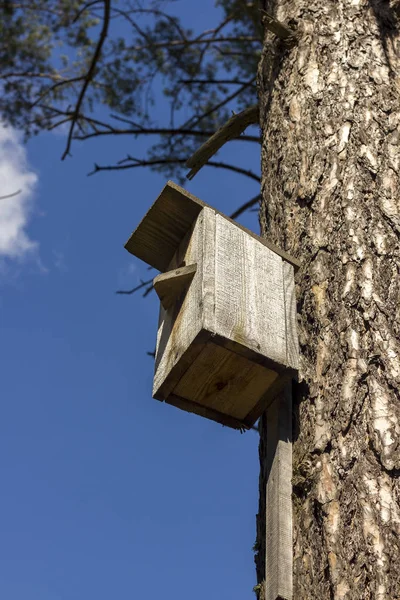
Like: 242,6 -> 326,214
125,181 -> 300,272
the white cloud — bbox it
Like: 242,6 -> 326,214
0,123 -> 38,261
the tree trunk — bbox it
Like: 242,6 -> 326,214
255,1 -> 400,598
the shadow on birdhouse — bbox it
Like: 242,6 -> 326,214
125,181 -> 299,430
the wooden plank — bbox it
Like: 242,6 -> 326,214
201,206 -> 216,334
173,342 -> 278,422
125,181 -> 300,272
166,393 -> 250,430
153,263 -> 197,310
125,181 -> 205,272
153,331 -> 209,402
265,385 -> 293,600
282,261 -> 299,370
153,210 -> 213,398
244,369 -> 295,428
210,333 -> 287,374
214,215 -> 287,368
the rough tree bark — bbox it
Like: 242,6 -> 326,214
255,1 -> 400,599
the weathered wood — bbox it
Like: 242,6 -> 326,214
265,385 -> 293,600
173,342 -> 278,421
166,393 -> 250,431
149,203 -> 299,429
125,181 -> 205,272
154,331 -> 210,402
185,105 -> 259,180
153,211 -> 210,397
214,214 -> 287,367
126,182 -> 299,429
282,262 -> 299,369
125,180 -> 300,272
200,205 -> 216,335
153,263 -> 197,310
244,369 -> 295,428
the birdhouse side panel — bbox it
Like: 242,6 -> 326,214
283,261 -> 299,370
153,208 -> 216,399
214,215 -> 287,367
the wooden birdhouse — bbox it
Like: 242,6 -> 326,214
125,181 -> 299,430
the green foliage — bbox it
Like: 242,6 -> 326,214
0,0 -> 261,175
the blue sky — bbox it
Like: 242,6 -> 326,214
0,3 -> 263,599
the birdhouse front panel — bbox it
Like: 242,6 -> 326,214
125,181 -> 299,430
153,207 -> 216,401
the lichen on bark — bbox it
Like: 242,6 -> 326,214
255,1 -> 400,598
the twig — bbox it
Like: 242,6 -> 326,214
178,78 -> 252,86
0,189 -> 21,200
73,0 -> 102,23
182,77 -> 256,131
186,104 -> 259,180
116,278 -> 153,295
62,0 -> 111,159
229,193 -> 261,220
74,124 -> 259,143
129,35 -> 260,52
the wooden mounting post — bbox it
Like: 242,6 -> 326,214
265,383 -> 293,600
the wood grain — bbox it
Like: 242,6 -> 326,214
153,263 -> 197,310
185,105 -> 259,180
214,214 -> 287,367
282,261 -> 299,370
125,181 -> 205,272
166,393 -> 250,430
173,342 -> 278,421
125,181 -> 300,272
265,386 -> 293,600
153,213 -> 205,397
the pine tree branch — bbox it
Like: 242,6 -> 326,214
62,0 -> 111,159
178,78 -> 253,86
186,104 -> 259,180
116,278 -> 153,296
89,156 -> 261,182
182,78 -> 256,131
229,193 -> 261,220
74,125 -> 260,143
130,35 -> 260,52
0,189 -> 21,200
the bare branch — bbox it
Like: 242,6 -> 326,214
178,78 -> 254,86
182,77 -> 256,131
38,104 -> 115,132
30,75 -> 85,109
114,7 -> 187,40
62,0 -> 111,160
0,189 -> 21,200
186,104 -> 259,180
89,156 -> 261,182
73,123 -> 260,143
116,278 -> 153,295
229,193 -> 261,220
73,0 -> 102,23
130,35 -> 260,52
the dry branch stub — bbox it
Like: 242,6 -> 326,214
125,181 -> 299,429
